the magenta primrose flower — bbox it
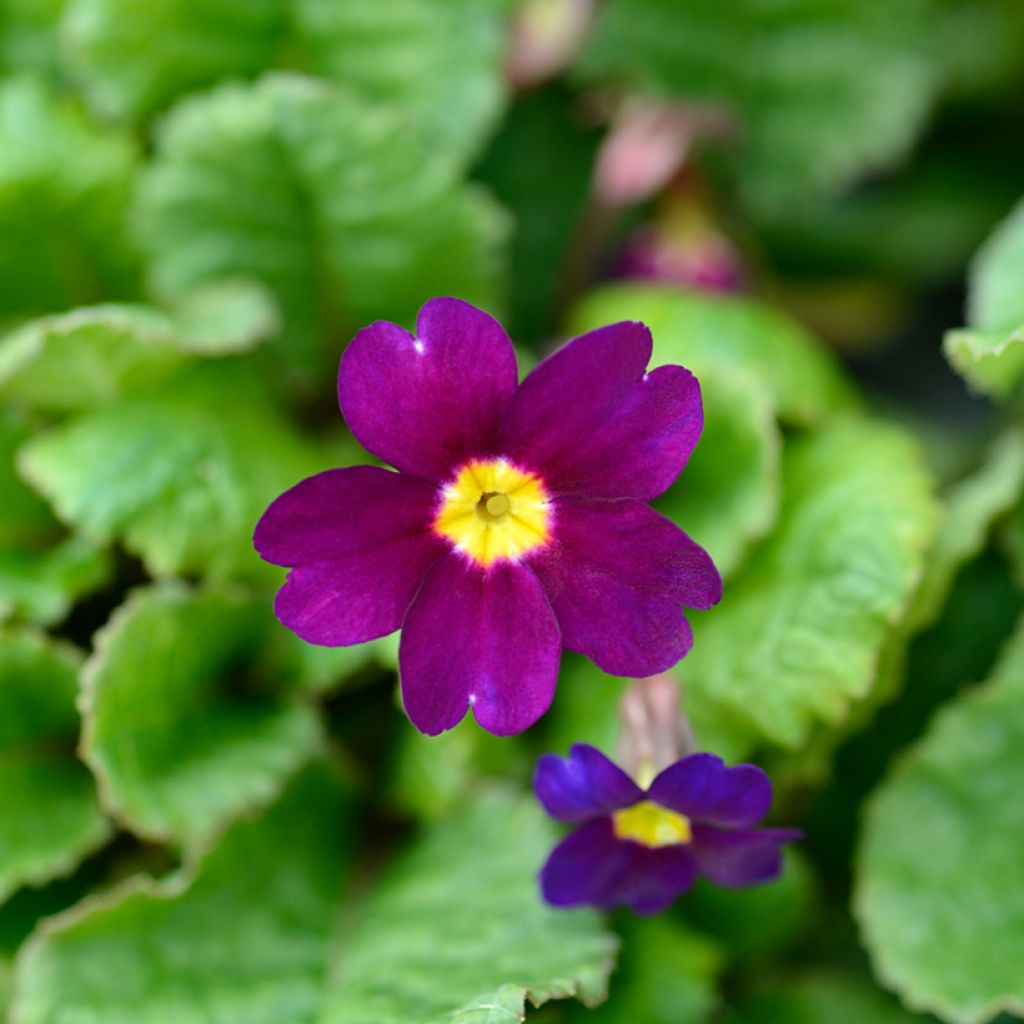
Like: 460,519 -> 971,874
535,744 -> 801,914
254,297 -> 721,736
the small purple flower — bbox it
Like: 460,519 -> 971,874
535,744 -> 801,915
254,297 -> 720,736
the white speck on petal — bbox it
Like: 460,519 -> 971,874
642,371 -> 650,382
468,693 -> 477,705
413,339 -> 425,355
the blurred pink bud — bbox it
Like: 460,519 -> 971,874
618,674 -> 696,784
507,0 -> 597,90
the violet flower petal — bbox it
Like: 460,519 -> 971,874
254,467 -> 444,645
647,753 -> 773,829
399,553 -> 561,736
499,321 -> 702,500
534,743 -> 643,822
540,818 -> 697,915
529,498 -> 721,676
690,824 -> 802,889
338,297 -> 518,481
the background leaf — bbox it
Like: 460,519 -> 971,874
856,620 -> 1024,1024
81,585 -> 323,845
0,629 -> 110,905
684,419 -> 938,752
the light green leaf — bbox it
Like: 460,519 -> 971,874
135,74 -> 507,376
571,285 -> 856,427
81,585 -> 323,845
12,786 -> 616,1024
0,76 -> 139,319
321,791 -> 617,1022
684,419 -> 938,750
61,0 -> 286,123
657,366 -> 780,579
856,619 -> 1024,1023
725,971 -> 931,1024
908,428 -> 1024,631
577,0 -> 935,213
12,764 -> 354,1024
0,285 -> 277,412
0,412 -> 109,625
565,917 -> 723,1024
294,0 -> 513,163
944,198 -> 1024,398
19,362 -> 324,583
0,629 -> 110,905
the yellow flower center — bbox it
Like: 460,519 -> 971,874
613,801 -> 693,848
434,458 -> 551,568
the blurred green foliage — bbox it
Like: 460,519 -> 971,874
1,0 -> 1024,1022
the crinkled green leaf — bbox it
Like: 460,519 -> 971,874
12,764 -> 353,1024
19,362 -> 323,582
565,917 -> 723,1024
0,76 -> 139,319
684,419 -> 938,751
0,629 -> 110,905
856,620 -> 1024,1024
577,0 -> 935,213
725,971 -> 930,1024
571,285 -> 856,427
657,366 -> 780,579
908,429 -> 1024,631
294,0 -> 513,163
136,74 -> 507,376
61,0 -> 286,123
0,284 -> 277,412
81,585 -> 323,846
321,791 -> 617,1023
0,412 -> 109,625
944,198 -> 1024,398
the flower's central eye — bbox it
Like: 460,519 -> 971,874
613,801 -> 692,848
434,459 -> 551,567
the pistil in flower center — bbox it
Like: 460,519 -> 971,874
483,493 -> 511,518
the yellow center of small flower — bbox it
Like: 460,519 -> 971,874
613,801 -> 693,848
434,458 -> 551,567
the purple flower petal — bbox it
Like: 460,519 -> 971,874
534,744 -> 643,822
690,824 -> 802,889
399,553 -> 561,736
540,818 -> 697,915
254,467 -> 443,645
499,321 -> 702,500
529,498 -> 721,676
338,297 -> 518,480
647,754 -> 773,829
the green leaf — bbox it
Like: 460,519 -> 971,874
571,285 -> 856,427
81,585 -> 323,845
19,362 -> 324,583
61,0 -> 287,123
725,971 -> 931,1024
565,917 -> 723,1024
135,74 -> 507,376
294,0 -> 513,164
0,285 -> 277,412
321,791 -> 617,1022
0,0 -> 65,78
0,76 -> 139,319
908,428 -> 1024,631
684,419 -> 938,751
12,764 -> 354,1024
12,786 -> 616,1024
577,0 -> 936,213
0,412 -> 109,625
944,198 -> 1024,398
657,366 -> 780,579
856,620 -> 1024,1023
0,629 -> 110,905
